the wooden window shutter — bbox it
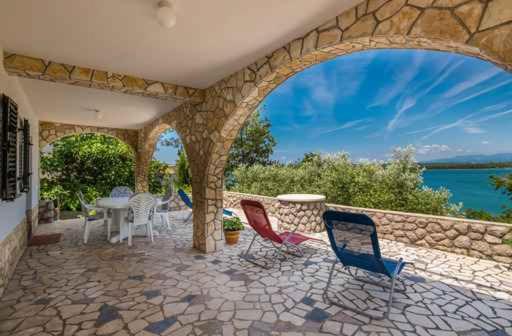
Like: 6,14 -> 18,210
20,119 -> 32,193
1,94 -> 19,201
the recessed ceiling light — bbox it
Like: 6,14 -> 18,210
157,0 -> 177,29
95,110 -> 104,120
83,107 -> 103,120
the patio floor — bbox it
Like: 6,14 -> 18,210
1,211 -> 511,336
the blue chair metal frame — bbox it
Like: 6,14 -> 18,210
177,189 -> 233,222
323,210 -> 408,319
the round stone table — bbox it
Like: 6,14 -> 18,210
276,194 -> 326,233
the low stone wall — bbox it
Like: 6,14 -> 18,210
38,200 -> 56,224
224,191 -> 512,264
0,217 -> 28,298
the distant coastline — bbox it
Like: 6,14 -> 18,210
421,162 -> 512,170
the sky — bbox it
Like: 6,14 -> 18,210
154,49 -> 512,164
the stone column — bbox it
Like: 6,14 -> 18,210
189,155 -> 225,253
135,130 -> 150,192
276,194 -> 326,233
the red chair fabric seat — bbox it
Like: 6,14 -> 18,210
278,232 -> 312,245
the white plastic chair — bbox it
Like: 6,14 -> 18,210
155,183 -> 173,230
127,193 -> 156,246
110,186 -> 133,198
78,191 -> 110,244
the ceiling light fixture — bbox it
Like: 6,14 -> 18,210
156,0 -> 177,29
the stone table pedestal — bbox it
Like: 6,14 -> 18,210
276,194 -> 326,233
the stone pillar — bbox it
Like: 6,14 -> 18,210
277,194 -> 326,233
135,130 -> 149,192
135,154 -> 149,192
190,158 -> 225,253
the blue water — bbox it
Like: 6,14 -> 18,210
423,168 -> 512,214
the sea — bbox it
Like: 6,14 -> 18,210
422,168 -> 512,215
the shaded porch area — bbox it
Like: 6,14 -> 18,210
1,213 -> 511,336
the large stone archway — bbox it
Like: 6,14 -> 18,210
138,0 -> 512,252
143,0 -> 512,252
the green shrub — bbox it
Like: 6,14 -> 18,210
230,147 -> 460,217
223,217 -> 244,231
41,134 -> 177,210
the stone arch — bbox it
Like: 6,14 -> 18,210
39,121 -> 139,152
135,103 -> 196,192
198,0 -> 512,252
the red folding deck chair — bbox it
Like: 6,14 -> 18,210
240,199 -> 321,268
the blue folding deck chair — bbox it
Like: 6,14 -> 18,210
177,189 -> 234,222
322,210 -> 408,318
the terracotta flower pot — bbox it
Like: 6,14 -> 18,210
224,230 -> 241,245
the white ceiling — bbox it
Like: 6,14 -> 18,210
19,78 -> 177,129
0,0 -> 358,88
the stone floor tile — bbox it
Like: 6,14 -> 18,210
0,213 -> 510,336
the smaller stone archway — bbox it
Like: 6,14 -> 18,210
136,111 -> 180,193
39,121 -> 139,152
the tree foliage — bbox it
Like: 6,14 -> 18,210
226,109 -> 276,176
466,174 -> 512,223
149,160 -> 174,195
41,134 -> 173,210
230,147 -> 461,216
175,150 -> 191,188
41,134 -> 135,210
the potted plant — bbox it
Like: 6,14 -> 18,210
223,217 -> 244,245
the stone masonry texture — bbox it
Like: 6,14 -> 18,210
7,0 -> 512,253
225,191 -> 512,264
0,217 -> 28,298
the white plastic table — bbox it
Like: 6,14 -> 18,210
96,197 -> 130,243
96,196 -> 162,244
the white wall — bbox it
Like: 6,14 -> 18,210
0,44 -> 40,240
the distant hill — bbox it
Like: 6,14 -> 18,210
425,153 -> 512,164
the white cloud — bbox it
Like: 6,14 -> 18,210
416,144 -> 452,155
418,78 -> 512,121
317,118 -> 373,135
387,97 -> 416,131
482,141 -> 490,145
420,113 -> 478,140
443,67 -> 501,98
411,104 -> 511,140
370,52 -> 424,107
476,108 -> 512,122
463,126 -> 485,134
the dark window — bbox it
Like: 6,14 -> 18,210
1,94 -> 19,201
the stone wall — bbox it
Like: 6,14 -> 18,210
39,121 -> 139,152
0,217 -> 28,298
224,191 -> 512,264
